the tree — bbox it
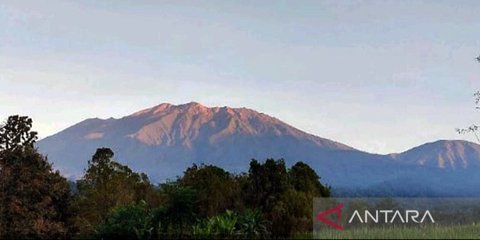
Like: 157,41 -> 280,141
457,56 -> 480,142
0,115 -> 37,151
244,159 -> 331,237
180,164 -> 242,218
457,92 -> 480,142
156,182 -> 197,237
243,159 -> 293,237
96,201 -> 154,240
289,162 -> 331,197
75,148 -> 155,233
0,116 -> 74,239
244,159 -> 289,211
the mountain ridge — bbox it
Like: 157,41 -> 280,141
389,139 -> 480,169
38,102 -> 356,180
37,102 -> 480,196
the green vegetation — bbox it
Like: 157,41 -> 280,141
307,225 -> 480,239
2,115 -> 478,239
0,116 -> 74,239
75,147 -> 157,234
0,115 -> 330,239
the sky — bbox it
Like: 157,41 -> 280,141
1,0 -> 480,154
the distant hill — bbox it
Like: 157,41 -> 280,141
390,140 -> 480,169
37,102 -> 480,196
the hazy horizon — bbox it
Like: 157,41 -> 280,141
1,0 -> 480,154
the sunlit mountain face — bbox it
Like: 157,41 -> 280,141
38,102 -> 480,196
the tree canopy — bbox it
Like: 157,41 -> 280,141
0,116 -> 73,239
75,148 -> 156,233
0,115 -> 332,239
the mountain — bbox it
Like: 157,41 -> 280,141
37,102 -> 354,179
37,102 -> 480,196
390,140 -> 480,169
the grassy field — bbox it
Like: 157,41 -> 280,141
298,225 -> 480,239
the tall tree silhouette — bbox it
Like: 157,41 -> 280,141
0,116 -> 73,239
75,148 -> 154,233
0,115 -> 37,151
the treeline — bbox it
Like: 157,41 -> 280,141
0,116 -> 330,239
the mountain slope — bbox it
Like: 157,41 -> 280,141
390,140 -> 480,169
37,102 -> 366,182
37,102 -> 480,196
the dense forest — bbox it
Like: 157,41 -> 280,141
0,115 -> 331,239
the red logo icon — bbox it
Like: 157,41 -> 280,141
316,204 -> 345,230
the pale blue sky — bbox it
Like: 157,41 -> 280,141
1,0 -> 480,154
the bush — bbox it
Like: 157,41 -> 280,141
96,201 -> 154,240
237,209 -> 269,238
192,209 -> 269,239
